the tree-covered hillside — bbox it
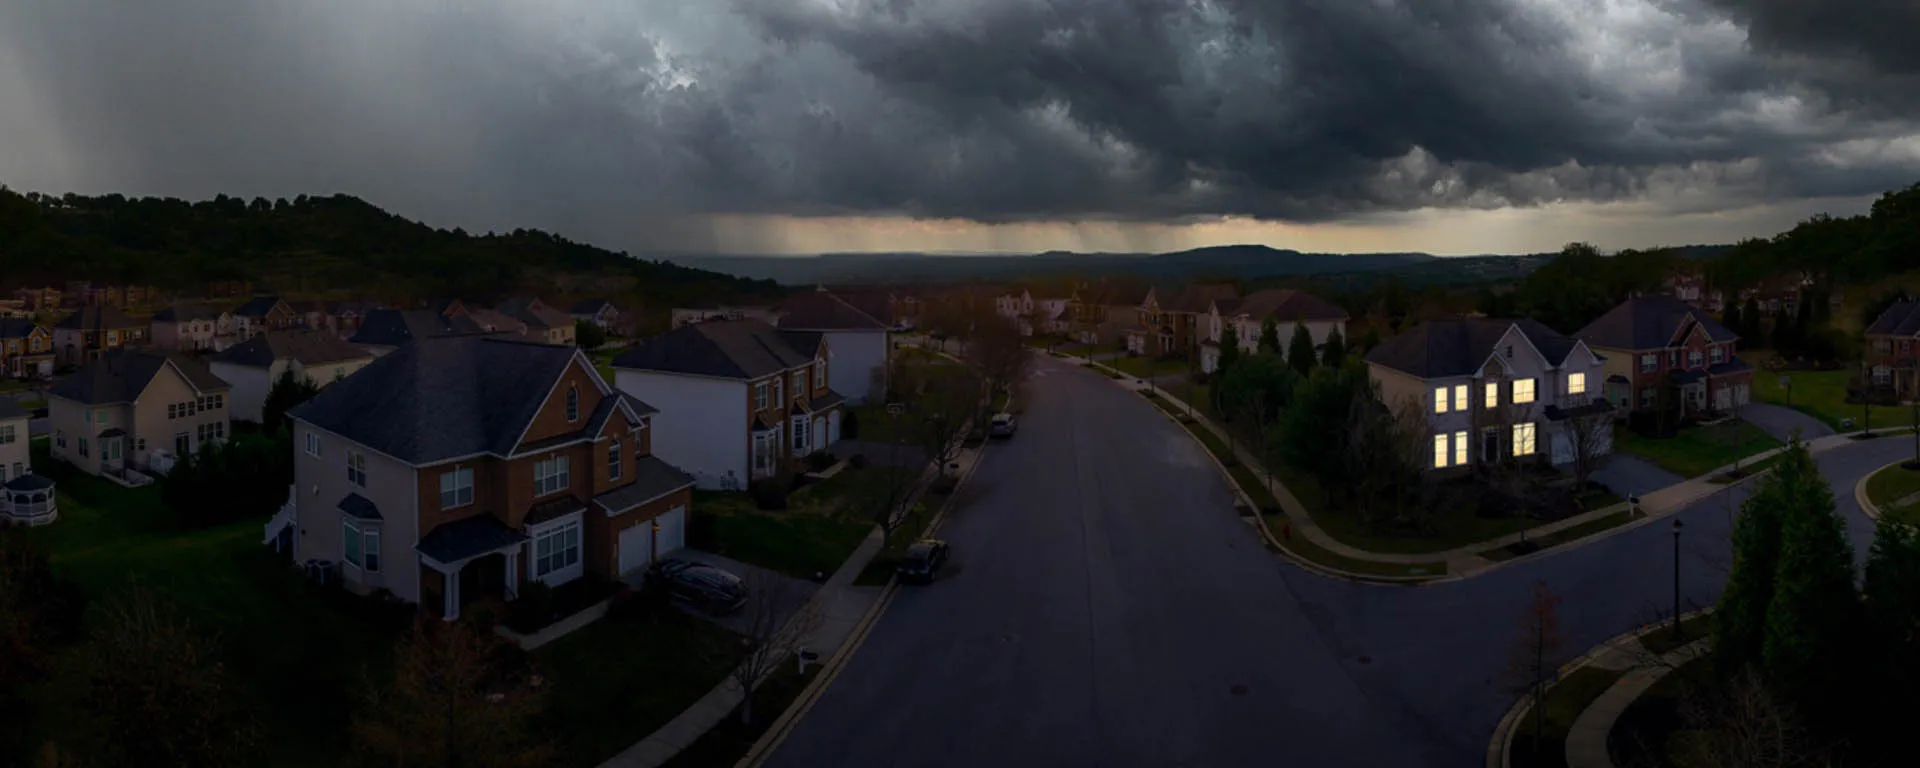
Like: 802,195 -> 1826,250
0,189 -> 781,307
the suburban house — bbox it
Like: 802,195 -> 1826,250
0,400 -> 54,526
323,300 -> 384,340
288,300 -> 332,332
465,307 -> 531,336
1865,300 -> 1920,399
1126,284 -> 1238,358
46,348 -> 232,482
1070,283 -> 1151,347
51,306 -> 147,367
1577,295 -> 1753,417
1200,289 -> 1349,374
286,335 -> 695,620
612,319 -> 844,490
150,303 -> 235,352
232,296 -> 298,339
0,318 -> 55,379
670,302 -> 781,329
827,288 -> 911,332
570,299 -> 624,333
1366,318 -> 1612,473
208,330 -> 375,423
349,309 -> 489,357
774,290 -> 890,403
12,286 -> 61,312
497,297 -> 577,346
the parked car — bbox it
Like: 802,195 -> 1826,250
896,539 -> 950,584
651,559 -> 750,613
989,413 -> 1017,438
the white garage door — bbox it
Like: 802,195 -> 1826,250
828,410 -> 841,443
1715,387 -> 1732,411
655,506 -> 687,558
617,524 -> 654,576
813,416 -> 827,453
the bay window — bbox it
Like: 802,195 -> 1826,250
343,520 -> 380,573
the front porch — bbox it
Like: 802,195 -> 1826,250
417,515 -> 530,622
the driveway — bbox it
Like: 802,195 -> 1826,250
1587,453 -> 1685,500
766,356 -> 1913,768
632,550 -> 820,637
1740,402 -> 1835,441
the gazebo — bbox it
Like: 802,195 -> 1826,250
1,474 -> 57,526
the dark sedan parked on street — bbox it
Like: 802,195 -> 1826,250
896,539 -> 950,584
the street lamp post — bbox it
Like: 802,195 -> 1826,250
1671,517 -> 1685,642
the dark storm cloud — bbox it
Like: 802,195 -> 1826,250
1700,0 -> 1920,74
0,0 -> 1915,243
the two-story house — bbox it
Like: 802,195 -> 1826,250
0,318 -> 55,379
232,296 -> 298,339
0,400 -> 54,526
209,330 -> 375,423
1577,296 -> 1752,417
1156,284 -> 1239,359
288,336 -> 694,619
47,348 -> 232,481
774,290 -> 890,403
1367,318 -> 1612,473
497,297 -> 577,346
1069,283 -> 1151,347
570,299 -> 624,333
1865,300 -> 1920,399
12,287 -> 61,312
51,306 -> 147,367
150,303 -> 235,352
612,319 -> 844,490
1200,289 -> 1348,373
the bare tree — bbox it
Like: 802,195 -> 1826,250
1565,405 -> 1615,487
1671,672 -> 1835,768
1345,396 -> 1433,531
965,309 -> 1031,409
915,366 -> 983,484
85,587 -> 261,768
353,617 -> 552,768
1504,580 -> 1565,754
709,572 -> 824,727
848,466 -> 924,543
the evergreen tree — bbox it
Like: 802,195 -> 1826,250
1258,318 -> 1281,354
1320,327 -> 1347,368
1286,322 -> 1316,376
1770,306 -> 1794,351
1743,297 -> 1764,344
1792,289 -> 1814,345
1217,324 -> 1242,375
1715,440 -> 1794,680
1722,302 -> 1743,342
1759,438 -> 1859,720
262,367 -> 322,433
1865,517 -> 1920,714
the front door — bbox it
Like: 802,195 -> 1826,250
1482,428 -> 1500,464
175,432 -> 191,456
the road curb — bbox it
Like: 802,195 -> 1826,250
1486,607 -> 1715,768
736,418 -> 995,768
1854,457 -> 1908,522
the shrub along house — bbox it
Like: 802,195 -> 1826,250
1577,295 -> 1752,418
1365,318 -> 1612,473
287,335 -> 694,620
612,319 -> 844,491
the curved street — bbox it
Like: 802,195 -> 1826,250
765,355 -> 1901,768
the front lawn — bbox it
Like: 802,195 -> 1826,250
1866,462 -> 1920,524
1752,367 -> 1855,429
1615,421 -> 1782,479
536,608 -> 736,766
689,467 -> 914,579
20,448 -> 405,766
590,347 -> 621,382
1111,355 -> 1191,379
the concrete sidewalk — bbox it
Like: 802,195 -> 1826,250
1564,637 -> 1712,768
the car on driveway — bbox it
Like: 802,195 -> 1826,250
989,413 -> 1017,438
651,559 -> 750,613
896,539 -> 950,584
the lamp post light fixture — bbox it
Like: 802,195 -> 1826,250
1671,517 -> 1685,642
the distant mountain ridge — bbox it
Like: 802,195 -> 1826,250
673,245 -> 1440,285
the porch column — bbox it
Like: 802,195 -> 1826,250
443,565 -> 461,622
505,550 -> 520,600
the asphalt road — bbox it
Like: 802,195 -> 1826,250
765,356 -> 1908,768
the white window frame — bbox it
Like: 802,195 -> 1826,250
347,451 -> 367,488
793,418 -> 811,453
1433,387 -> 1449,414
1513,378 -> 1535,405
793,371 -> 806,399
608,438 -> 622,481
344,519 -> 380,572
1709,345 -> 1725,364
1688,350 -> 1703,368
773,377 -> 784,408
565,384 -> 579,422
1484,382 -> 1499,410
754,382 -> 769,410
530,517 -> 583,586
534,456 -> 571,497
1433,433 -> 1448,468
1567,372 -> 1586,396
1640,354 -> 1657,373
814,360 -> 826,388
1512,422 -> 1537,457
752,430 -> 778,477
1453,430 -> 1468,466
1451,385 -> 1467,412
305,432 -> 322,457
0,424 -> 13,445
440,467 -> 474,510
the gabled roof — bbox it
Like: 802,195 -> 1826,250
569,299 -> 619,315
612,319 -> 819,380
324,300 -> 383,316
1867,301 -> 1920,337
52,306 -> 141,331
232,296 -> 288,318
776,291 -> 888,331
49,348 -> 231,405
1364,318 -> 1581,379
1576,296 -> 1737,351
0,400 -> 26,421
210,330 -> 373,369
416,515 -> 526,564
465,307 -> 528,334
1224,289 -> 1348,322
594,456 -> 697,515
1167,284 -> 1240,314
289,336 -> 590,464
1076,283 -> 1151,307
828,290 -> 897,324
497,298 -> 573,330
151,303 -> 226,323
349,309 -> 488,348
0,318 -> 45,339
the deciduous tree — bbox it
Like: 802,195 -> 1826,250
353,617 -> 551,768
1286,322 -> 1315,375
914,366 -> 981,483
1505,580 -> 1564,753
706,571 -> 822,727
574,319 -> 606,351
964,310 -> 1030,405
84,587 -> 260,767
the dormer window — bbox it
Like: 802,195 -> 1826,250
565,384 -> 579,422
814,360 -> 826,388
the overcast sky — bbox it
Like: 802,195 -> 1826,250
2,0 -> 1916,256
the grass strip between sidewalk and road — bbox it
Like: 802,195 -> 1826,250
1637,613 -> 1714,656
1137,392 -> 1444,579
1865,461 -> 1920,525
1480,509 -> 1640,562
1508,666 -> 1629,768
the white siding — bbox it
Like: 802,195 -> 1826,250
209,362 -> 274,423
614,370 -> 750,489
822,329 -> 888,403
291,423 -> 421,602
0,415 -> 28,481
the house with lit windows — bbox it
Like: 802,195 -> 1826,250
1364,318 -> 1612,473
611,319 -> 845,490
285,335 -> 694,620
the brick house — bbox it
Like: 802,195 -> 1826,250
1069,283 -> 1151,347
51,306 -> 147,367
232,296 -> 298,339
1865,300 -> 1920,399
287,335 -> 694,620
0,318 -> 55,379
1577,296 -> 1753,417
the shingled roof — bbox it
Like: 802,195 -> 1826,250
0,318 -> 44,339
1166,284 -> 1240,314
51,306 -> 141,331
49,348 -> 230,405
612,319 -> 819,380
232,296 -> 287,318
349,309 -> 488,348
151,303 -> 225,323
1365,318 -> 1583,379
1223,289 -> 1348,322
776,291 -> 888,331
1576,295 -> 1737,351
211,330 -> 373,368
497,298 -> 573,331
1868,300 -> 1920,337
289,336 -> 615,465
